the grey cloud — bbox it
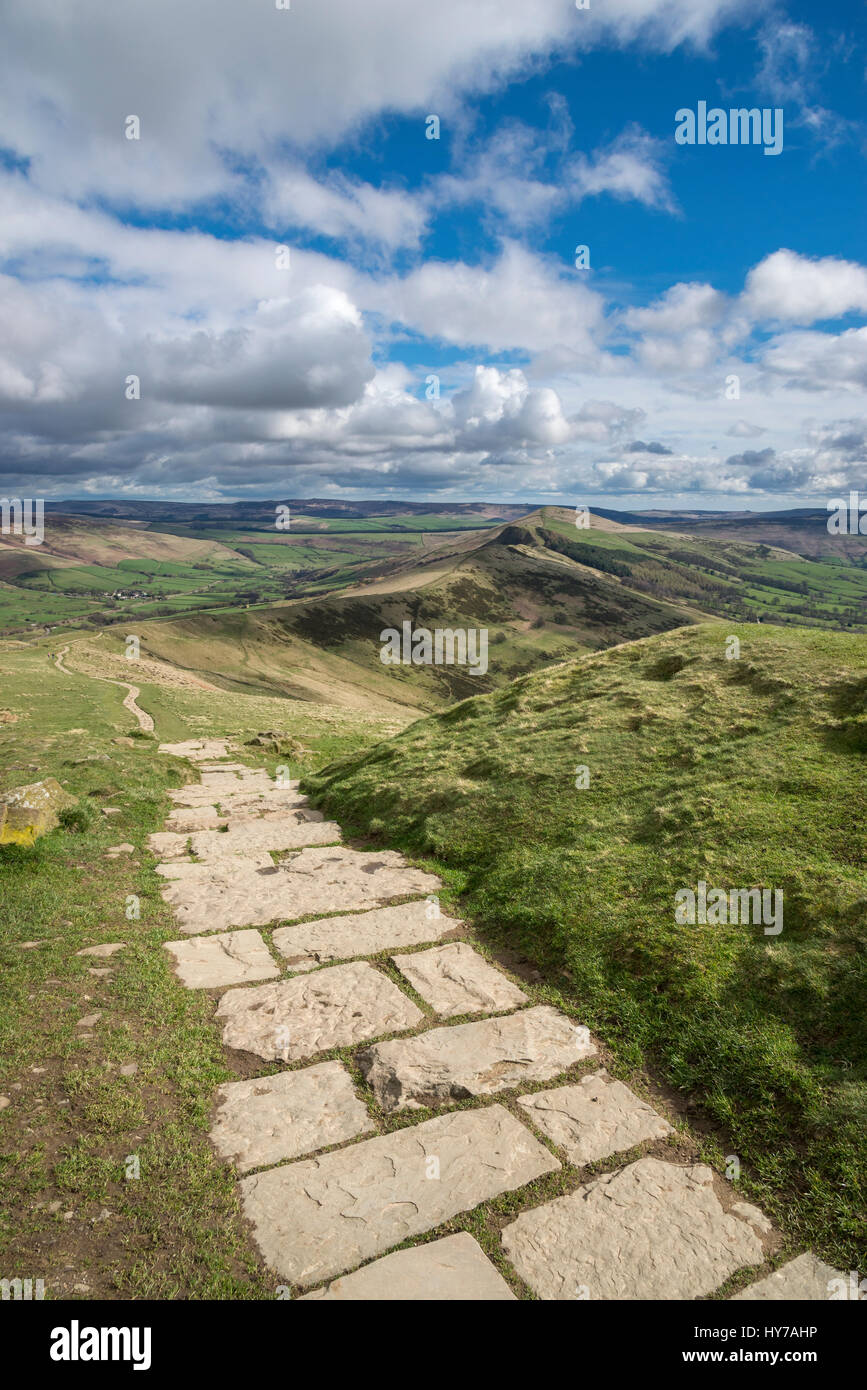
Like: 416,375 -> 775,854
624,440 -> 672,455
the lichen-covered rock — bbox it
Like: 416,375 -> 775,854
0,778 -> 77,844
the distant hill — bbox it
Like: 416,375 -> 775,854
304,622 -> 867,1268
124,502 -> 867,709
44,495 -> 867,560
592,506 -> 867,561
133,508 -> 704,708
43,498 -> 531,525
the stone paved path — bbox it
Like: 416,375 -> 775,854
154,738 -> 854,1301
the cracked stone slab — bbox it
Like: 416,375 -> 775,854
216,961 -> 423,1060
157,845 -> 441,935
165,808 -> 228,832
359,1005 -> 597,1113
517,1070 -> 673,1164
168,786 -> 307,812
160,739 -> 232,761
187,812 -> 341,860
197,772 -> 274,796
392,942 -> 527,1018
732,1252 -> 857,1301
299,1232 -> 516,1301
164,929 -> 280,989
240,1104 -> 559,1286
210,1062 -> 374,1173
272,900 -> 462,972
501,1157 -> 764,1300
148,830 -> 191,860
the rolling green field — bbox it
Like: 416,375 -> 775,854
305,623 -> 867,1269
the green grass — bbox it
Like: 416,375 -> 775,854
304,622 -> 867,1270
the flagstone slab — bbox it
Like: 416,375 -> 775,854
165,808 -> 228,832
164,929 -> 280,989
160,739 -> 232,762
272,900 -> 462,972
517,1070 -> 673,1164
240,1104 -> 559,1286
157,846 -> 441,935
391,942 -> 527,1017
210,1062 -> 374,1173
187,812 -> 341,860
732,1252 -> 855,1301
359,1005 -> 597,1113
197,772 -> 273,795
216,961 -> 423,1060
168,785 -> 307,812
299,1232 -> 516,1301
501,1158 -> 764,1300
148,830 -> 191,860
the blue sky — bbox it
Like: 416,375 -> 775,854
0,0 -> 865,508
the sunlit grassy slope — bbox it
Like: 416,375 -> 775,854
305,623 -> 867,1266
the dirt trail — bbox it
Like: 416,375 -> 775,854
54,643 -> 155,733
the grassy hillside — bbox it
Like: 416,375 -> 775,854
594,505 -> 867,563
304,623 -> 867,1267
536,508 -> 867,631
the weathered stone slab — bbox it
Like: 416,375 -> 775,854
216,961 -> 423,1060
197,771 -> 273,795
160,738 -> 232,761
167,785 -> 307,812
272,900 -> 462,972
359,1005 -> 596,1113
164,930 -> 279,989
187,812 -> 340,860
299,1232 -> 516,1301
148,830 -> 190,860
517,1070 -> 673,1164
240,1104 -> 559,1286
392,942 -> 527,1017
157,846 -> 441,935
210,1062 -> 374,1173
76,942 -> 126,958
165,808 -> 228,832
501,1158 -> 764,1300
732,1252 -> 856,1301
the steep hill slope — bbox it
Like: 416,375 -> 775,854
304,623 -> 867,1266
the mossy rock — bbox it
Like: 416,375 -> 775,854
0,778 -> 78,845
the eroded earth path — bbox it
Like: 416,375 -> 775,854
153,737 -> 849,1301
55,644 -> 155,733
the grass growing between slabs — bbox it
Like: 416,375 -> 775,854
304,622 -> 867,1270
0,643 -> 403,1297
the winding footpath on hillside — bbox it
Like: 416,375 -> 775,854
150,737 -> 849,1300
54,644 -> 155,732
